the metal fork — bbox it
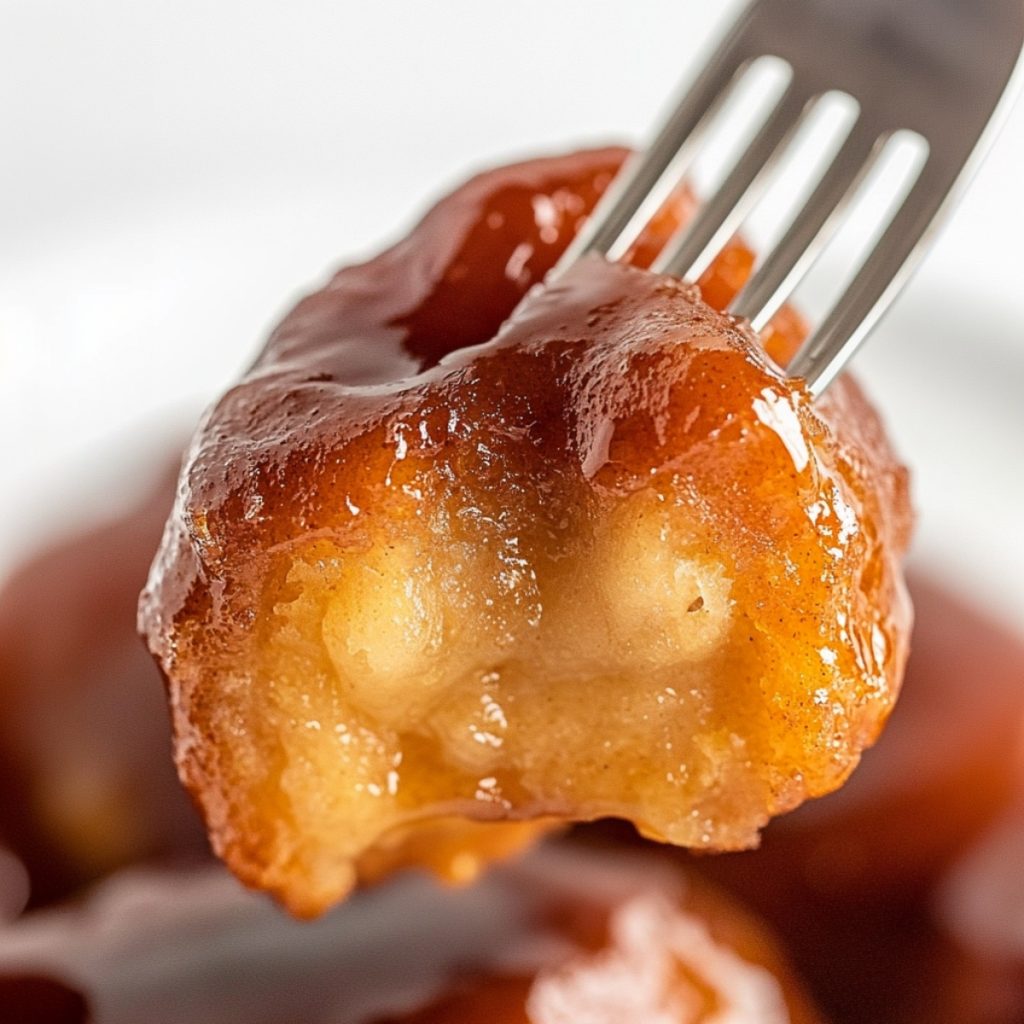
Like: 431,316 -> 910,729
555,0 -> 1024,395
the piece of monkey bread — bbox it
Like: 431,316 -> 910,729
141,147 -> 912,916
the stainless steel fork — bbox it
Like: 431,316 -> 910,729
556,0 -> 1024,394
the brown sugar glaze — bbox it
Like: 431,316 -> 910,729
0,844 -> 823,1024
141,147 -> 912,916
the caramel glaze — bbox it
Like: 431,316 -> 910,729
0,463 -> 208,909
140,147 -> 912,916
0,844 -> 822,1024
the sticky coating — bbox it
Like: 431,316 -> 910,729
140,148 -> 912,916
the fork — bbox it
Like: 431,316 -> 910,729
554,0 -> 1024,395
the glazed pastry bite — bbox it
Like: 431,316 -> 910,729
140,147 -> 912,915
0,844 -> 823,1024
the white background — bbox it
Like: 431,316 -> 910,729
2,0 -> 1022,630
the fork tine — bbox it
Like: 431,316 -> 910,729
651,86 -> 810,281
553,57 -> 749,273
788,157 -> 955,395
728,120 -> 884,333
554,0 -> 1023,394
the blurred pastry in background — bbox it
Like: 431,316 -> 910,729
0,460 -> 208,910
0,843 -> 824,1024
912,803 -> 1024,1024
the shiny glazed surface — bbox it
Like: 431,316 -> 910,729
140,147 -> 912,915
